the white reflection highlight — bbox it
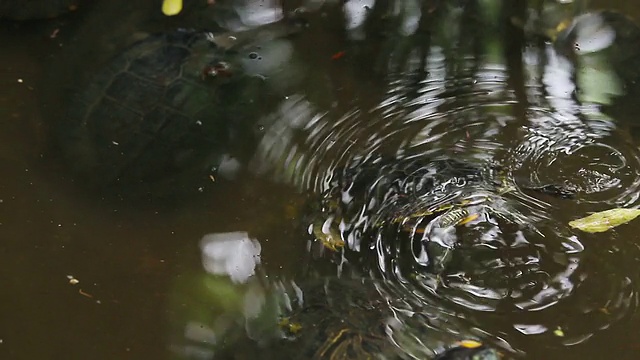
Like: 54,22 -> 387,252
200,232 -> 262,284
515,257 -> 579,311
396,0 -> 422,36
343,0 -> 375,39
513,324 -> 548,335
249,95 -> 320,189
565,12 -> 616,55
543,45 -> 576,114
217,154 -> 241,180
232,0 -> 284,28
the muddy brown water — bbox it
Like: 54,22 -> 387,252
2,0 -> 640,359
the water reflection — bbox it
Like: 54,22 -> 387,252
251,0 -> 516,192
170,232 -> 264,359
245,0 -> 640,356
511,9 -> 640,207
200,232 -> 262,283
169,231 -> 512,359
6,0 -> 640,359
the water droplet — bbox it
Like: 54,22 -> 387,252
249,52 -> 258,59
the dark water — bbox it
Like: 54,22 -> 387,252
2,0 -> 640,359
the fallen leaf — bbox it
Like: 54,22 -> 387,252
162,0 -> 182,16
569,208 -> 640,233
553,327 -> 565,337
458,340 -> 483,349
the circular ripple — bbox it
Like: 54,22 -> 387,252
247,3 -> 640,356
306,155 -> 639,351
508,109 -> 640,206
249,52 -> 518,195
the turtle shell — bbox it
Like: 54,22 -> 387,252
306,157 -> 498,269
0,0 -> 78,20
307,155 -> 575,274
59,29 -> 265,200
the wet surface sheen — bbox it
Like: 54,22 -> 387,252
2,0 -> 640,359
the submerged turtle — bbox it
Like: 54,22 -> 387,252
57,19 -> 305,201
297,154 -> 598,354
0,0 -> 79,20
306,155 -> 574,275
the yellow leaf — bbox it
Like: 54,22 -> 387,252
553,327 -> 565,337
458,340 -> 483,349
162,0 -> 182,16
569,208 -> 640,233
278,317 -> 303,334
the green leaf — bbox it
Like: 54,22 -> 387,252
569,208 -> 640,233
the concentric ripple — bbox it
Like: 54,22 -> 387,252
511,122 -> 640,206
509,40 -> 640,206
167,232 -> 517,359
305,153 -> 640,352
250,45 -> 518,194
246,1 -> 640,356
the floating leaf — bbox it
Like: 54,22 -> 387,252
569,208 -> 640,233
458,340 -> 483,349
553,327 -> 565,337
162,0 -> 182,16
